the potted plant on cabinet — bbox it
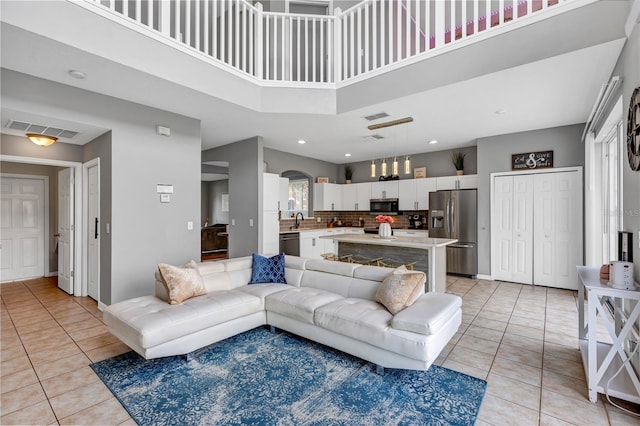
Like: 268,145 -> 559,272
451,151 -> 466,175
344,165 -> 353,184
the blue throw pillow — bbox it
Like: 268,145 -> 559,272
249,253 -> 287,284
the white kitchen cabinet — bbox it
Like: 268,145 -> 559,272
398,178 -> 437,210
313,183 -> 342,211
436,174 -> 478,190
261,173 -> 282,254
342,182 -> 371,211
491,169 -> 582,289
371,181 -> 399,199
279,177 -> 289,214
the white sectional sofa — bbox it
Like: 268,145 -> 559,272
104,255 -> 462,371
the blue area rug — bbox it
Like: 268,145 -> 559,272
91,328 -> 486,425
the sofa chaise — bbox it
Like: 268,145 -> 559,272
103,255 -> 462,371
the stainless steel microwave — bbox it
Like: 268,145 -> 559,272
369,198 -> 399,215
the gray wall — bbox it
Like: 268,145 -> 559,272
264,148 -> 338,182
609,19 -> 640,282
203,137 -> 263,258
0,156 -> 63,273
201,181 -> 210,224
209,180 -> 230,225
2,70 -> 202,305
338,146 -> 478,183
83,131 -> 112,304
476,124 -> 585,276
1,132 -> 83,162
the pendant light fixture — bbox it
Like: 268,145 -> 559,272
370,160 -> 376,178
403,123 -> 411,174
404,155 -> 411,174
392,156 -> 399,176
26,133 -> 57,147
381,158 -> 388,176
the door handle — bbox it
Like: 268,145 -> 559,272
95,217 -> 99,239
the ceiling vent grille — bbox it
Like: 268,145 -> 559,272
6,120 -> 79,139
362,134 -> 384,142
363,112 -> 389,121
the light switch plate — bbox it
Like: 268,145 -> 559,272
249,219 -> 254,227
187,221 -> 193,230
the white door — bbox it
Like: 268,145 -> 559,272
493,175 -> 533,284
533,171 -> 582,289
58,168 -> 74,294
87,164 -> 100,300
511,175 -> 533,284
494,176 -> 514,282
0,177 -> 45,281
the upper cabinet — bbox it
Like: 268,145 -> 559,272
313,183 -> 343,211
399,178 -> 437,210
342,182 -> 371,211
263,173 -> 280,211
435,174 -> 478,190
371,181 -> 399,199
279,177 -> 289,213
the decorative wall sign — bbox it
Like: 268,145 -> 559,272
511,151 -> 553,170
627,87 -> 640,171
413,167 -> 427,178
316,177 -> 329,183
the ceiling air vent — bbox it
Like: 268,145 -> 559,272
363,112 -> 389,121
361,134 -> 384,142
5,120 -> 79,139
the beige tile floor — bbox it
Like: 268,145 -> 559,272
1,276 -> 639,425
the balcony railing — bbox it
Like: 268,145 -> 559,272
83,0 -> 575,85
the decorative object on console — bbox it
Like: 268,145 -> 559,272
627,87 -> 640,171
157,260 -> 206,305
249,253 -> 287,284
317,177 -> 329,183
451,150 -> 466,175
608,261 -> 635,290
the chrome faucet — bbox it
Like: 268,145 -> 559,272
295,212 -> 304,229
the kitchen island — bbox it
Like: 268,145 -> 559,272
319,234 -> 457,292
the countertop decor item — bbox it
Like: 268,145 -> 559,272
451,150 -> 466,175
376,215 -> 395,239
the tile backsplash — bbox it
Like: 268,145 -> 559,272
279,211 -> 428,232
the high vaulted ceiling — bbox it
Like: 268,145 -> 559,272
0,0 -> 632,164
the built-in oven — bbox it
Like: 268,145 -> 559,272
369,198 -> 399,215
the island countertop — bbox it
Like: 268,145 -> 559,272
319,233 -> 457,248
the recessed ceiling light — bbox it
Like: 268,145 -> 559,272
428,140 -> 438,144
495,109 -> 507,115
68,70 -> 87,79
345,153 -> 351,157
298,139 -> 306,144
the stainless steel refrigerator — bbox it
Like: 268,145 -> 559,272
429,189 -> 477,276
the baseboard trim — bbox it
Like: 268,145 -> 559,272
476,274 -> 493,281
98,301 -> 107,312
45,272 -> 58,277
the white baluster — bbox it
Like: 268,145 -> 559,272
462,0 -> 467,38
305,17 -> 309,82
235,0 -> 240,67
281,15 -> 286,80
333,8 -> 342,82
357,7 -> 362,76
135,0 -> 141,22
499,0 -> 504,24
320,18 -> 325,82
415,0 -> 420,55
159,0 -> 170,35
176,0 -> 182,42
195,0 -> 200,51
220,0 -> 226,62
405,0 -> 410,59
256,3 -> 263,79
241,2 -> 246,71
185,0 -> 190,46
227,0 -> 232,64
425,0 -> 430,51
381,0 -> 386,66
204,0 -> 209,54
486,0 -> 491,31
264,14 -> 269,79
450,0 -> 455,43
372,0 -> 377,68
434,0 -> 444,47
213,0 -> 218,59
312,18 -> 317,82
296,16 -> 301,81
388,0 -> 394,62
349,10 -> 354,78
473,0 -> 478,35
250,7 -> 255,76
364,3 -> 369,72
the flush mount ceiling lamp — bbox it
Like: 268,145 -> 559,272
26,133 -> 57,147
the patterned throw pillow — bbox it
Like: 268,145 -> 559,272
158,260 -> 206,305
249,253 -> 287,284
375,266 -> 426,315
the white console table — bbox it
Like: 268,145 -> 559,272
577,266 -> 640,404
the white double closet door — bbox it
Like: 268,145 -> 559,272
493,169 -> 582,290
